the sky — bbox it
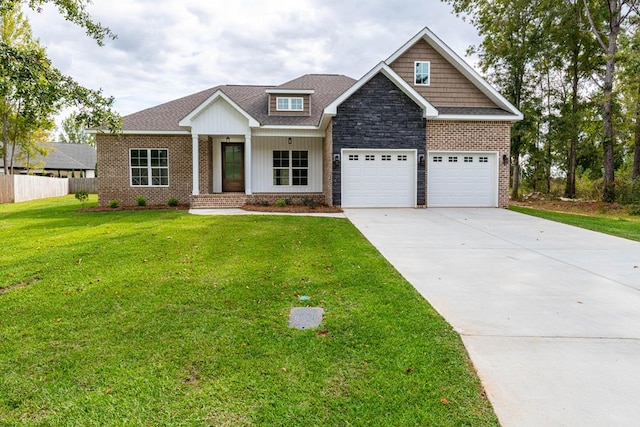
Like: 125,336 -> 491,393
25,0 -> 480,118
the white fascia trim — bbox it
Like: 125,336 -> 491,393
259,125 -> 319,130
253,128 -> 325,138
178,90 -> 260,128
265,89 -> 315,94
87,129 -> 191,135
324,62 -> 438,118
434,114 -> 521,122
386,27 -> 523,119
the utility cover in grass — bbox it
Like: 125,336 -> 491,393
288,307 -> 324,329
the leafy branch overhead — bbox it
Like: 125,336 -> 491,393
0,0 -> 116,45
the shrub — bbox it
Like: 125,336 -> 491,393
275,199 -> 287,207
260,200 -> 270,206
109,199 -> 120,209
74,190 -> 89,208
136,196 -> 147,207
616,178 -> 640,205
302,197 -> 317,209
167,197 -> 179,207
629,204 -> 640,216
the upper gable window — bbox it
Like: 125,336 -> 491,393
276,97 -> 304,111
414,61 -> 431,86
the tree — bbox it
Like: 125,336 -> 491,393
583,0 -> 639,201
445,0 -> 550,199
58,112 -> 95,146
0,1 -> 119,175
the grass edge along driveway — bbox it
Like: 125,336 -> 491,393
510,205 -> 640,242
0,196 -> 499,426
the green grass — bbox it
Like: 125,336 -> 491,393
510,205 -> 640,242
0,196 -> 498,426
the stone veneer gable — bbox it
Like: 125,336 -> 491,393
331,73 -> 426,206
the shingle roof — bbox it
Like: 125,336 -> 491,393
121,74 -> 356,132
0,143 -> 96,170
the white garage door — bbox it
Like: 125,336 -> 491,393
342,149 -> 416,207
428,152 -> 497,207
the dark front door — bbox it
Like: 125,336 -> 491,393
222,143 -> 244,192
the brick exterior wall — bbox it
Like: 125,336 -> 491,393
332,73 -> 426,206
96,134 -> 193,207
426,120 -> 511,208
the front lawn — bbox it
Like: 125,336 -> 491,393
0,196 -> 498,426
510,204 -> 640,242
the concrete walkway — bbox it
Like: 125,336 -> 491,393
344,208 -> 640,427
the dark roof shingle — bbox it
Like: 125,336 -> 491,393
121,74 -> 356,131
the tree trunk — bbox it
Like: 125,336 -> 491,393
2,111 -> 8,176
602,50 -> 617,201
565,42 -> 580,198
511,136 -> 522,200
634,83 -> 640,180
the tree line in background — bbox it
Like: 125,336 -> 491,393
0,0 -> 118,175
445,0 -> 640,204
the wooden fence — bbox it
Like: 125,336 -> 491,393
69,178 -> 97,193
0,175 -> 15,204
0,175 -> 98,204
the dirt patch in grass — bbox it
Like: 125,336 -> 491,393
511,199 -> 630,217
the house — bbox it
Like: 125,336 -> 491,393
95,27 -> 522,209
0,142 -> 96,177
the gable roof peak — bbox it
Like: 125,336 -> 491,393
386,26 -> 522,119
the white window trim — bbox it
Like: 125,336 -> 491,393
272,150 -> 309,187
129,148 -> 169,187
414,61 -> 431,86
276,97 -> 304,111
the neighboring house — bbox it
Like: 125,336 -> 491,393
95,27 -> 522,208
0,143 -> 96,178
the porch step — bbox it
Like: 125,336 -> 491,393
190,193 -> 248,209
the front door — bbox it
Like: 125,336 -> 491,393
222,143 -> 244,192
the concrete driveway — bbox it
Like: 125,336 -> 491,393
344,208 -> 640,427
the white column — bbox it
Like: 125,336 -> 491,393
192,133 -> 200,195
245,133 -> 252,195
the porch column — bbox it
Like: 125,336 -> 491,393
245,133 -> 252,194
192,133 -> 199,195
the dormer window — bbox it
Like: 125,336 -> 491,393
277,97 -> 304,111
414,61 -> 431,86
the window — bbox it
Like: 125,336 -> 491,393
433,156 -> 443,163
448,156 -> 458,163
381,155 -> 391,161
276,97 -> 304,111
130,149 -> 168,186
479,156 -> 489,163
464,156 -> 474,163
348,154 -> 359,161
365,155 -> 375,161
398,155 -> 408,161
273,150 -> 308,186
414,61 -> 430,86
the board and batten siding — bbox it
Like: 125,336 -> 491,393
251,137 -> 323,193
191,99 -> 251,135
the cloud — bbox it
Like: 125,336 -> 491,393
25,0 -> 480,117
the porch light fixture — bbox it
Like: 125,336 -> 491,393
288,137 -> 292,145
333,154 -> 340,166
226,136 -> 230,143
502,154 -> 509,165
418,154 -> 425,165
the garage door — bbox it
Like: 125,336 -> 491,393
427,152 -> 497,207
342,149 -> 416,207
